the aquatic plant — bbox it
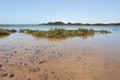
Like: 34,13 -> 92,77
98,30 -> 111,34
19,28 -> 111,39
7,29 -> 17,33
0,29 -> 10,35
0,29 -> 17,35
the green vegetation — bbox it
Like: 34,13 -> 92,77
0,28 -> 110,39
98,30 -> 111,34
19,28 -> 111,39
0,29 -> 17,35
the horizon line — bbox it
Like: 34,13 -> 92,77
0,22 -> 120,25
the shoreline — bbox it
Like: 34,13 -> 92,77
0,23 -> 120,26
0,25 -> 120,26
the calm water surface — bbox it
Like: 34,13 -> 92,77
0,26 -> 120,80
0,25 -> 120,59
0,25 -> 120,48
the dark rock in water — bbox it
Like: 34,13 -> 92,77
28,78 -> 31,80
39,60 -> 46,64
25,63 -> 27,66
35,50 -> 40,54
2,73 -> 8,77
14,51 -> 17,53
25,48 -> 28,50
20,62 -> 22,65
52,71 -> 55,74
29,67 -> 40,73
10,74 -> 14,78
39,61 -> 43,64
6,60 -> 9,62
10,54 -> 13,56
84,63 -> 87,65
0,64 -> 3,68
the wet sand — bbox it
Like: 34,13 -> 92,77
0,33 -> 120,80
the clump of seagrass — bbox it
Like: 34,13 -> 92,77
0,29 -> 17,35
19,28 -> 111,39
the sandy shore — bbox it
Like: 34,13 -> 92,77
0,33 -> 120,80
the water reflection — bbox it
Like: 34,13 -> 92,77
32,33 -> 95,40
0,35 -> 9,39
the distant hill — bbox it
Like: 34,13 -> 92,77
0,21 -> 120,26
43,21 -> 120,26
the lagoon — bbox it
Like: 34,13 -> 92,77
0,26 -> 120,80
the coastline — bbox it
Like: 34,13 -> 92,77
0,22 -> 120,26
0,25 -> 120,26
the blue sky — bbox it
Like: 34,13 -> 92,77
0,0 -> 120,24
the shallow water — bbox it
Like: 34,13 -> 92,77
0,26 -> 120,80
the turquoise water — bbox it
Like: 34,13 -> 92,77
0,25 -> 120,48
0,26 -> 120,48
0,25 -> 120,32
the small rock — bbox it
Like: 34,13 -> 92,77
29,67 -> 40,73
3,73 -> 8,77
6,60 -> 9,62
0,64 -> 3,68
28,78 -> 31,80
10,74 -> 14,78
10,54 -> 13,56
25,63 -> 27,66
25,48 -> 28,50
14,51 -> 17,53
29,68 -> 36,72
52,71 -> 54,74
84,63 -> 87,65
39,60 -> 46,64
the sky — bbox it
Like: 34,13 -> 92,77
0,0 -> 120,24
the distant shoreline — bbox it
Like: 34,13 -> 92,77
0,21 -> 120,26
0,24 -> 120,26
